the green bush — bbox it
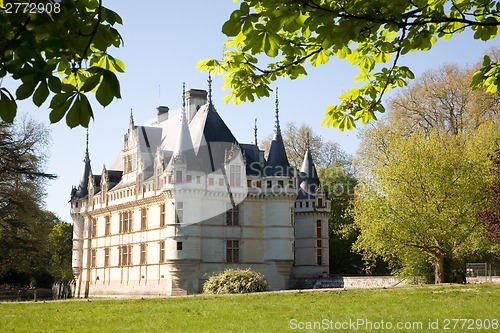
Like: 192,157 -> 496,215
202,268 -> 270,294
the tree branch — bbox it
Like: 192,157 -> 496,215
78,0 -> 103,70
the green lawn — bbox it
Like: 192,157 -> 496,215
0,284 -> 499,332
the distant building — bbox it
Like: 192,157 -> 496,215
70,83 -> 330,297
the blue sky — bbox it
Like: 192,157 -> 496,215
6,1 -> 497,223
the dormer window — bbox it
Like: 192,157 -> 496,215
124,155 -> 133,173
229,165 -> 241,186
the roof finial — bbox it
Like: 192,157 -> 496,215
85,127 -> 89,156
182,82 -> 186,112
254,118 -> 258,146
306,131 -> 311,150
129,108 -> 134,127
207,73 -> 213,106
275,87 -> 281,134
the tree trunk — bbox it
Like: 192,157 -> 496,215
433,254 -> 444,284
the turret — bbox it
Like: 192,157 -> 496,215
71,130 -> 92,278
265,88 -> 291,177
293,144 -> 330,278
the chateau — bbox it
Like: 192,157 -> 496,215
70,83 -> 330,297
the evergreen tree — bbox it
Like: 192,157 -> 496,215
0,118 -> 56,286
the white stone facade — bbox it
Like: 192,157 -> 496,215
71,87 -> 330,297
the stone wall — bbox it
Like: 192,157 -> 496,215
466,276 -> 500,284
291,276 -> 409,290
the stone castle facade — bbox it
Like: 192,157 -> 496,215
70,84 -> 330,297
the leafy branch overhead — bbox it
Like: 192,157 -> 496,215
198,0 -> 500,130
0,0 -> 124,128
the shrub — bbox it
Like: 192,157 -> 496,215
202,268 -> 270,294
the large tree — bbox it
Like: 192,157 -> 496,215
198,0 -> 500,130
479,150 -> 500,247
352,64 -> 500,282
353,124 -> 499,283
0,117 -> 57,286
388,63 -> 500,134
0,0 -> 123,127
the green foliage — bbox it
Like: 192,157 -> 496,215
0,117 -> 63,286
198,0 -> 500,130
353,127 -> 499,283
0,0 -> 124,128
202,268 -> 270,294
48,222 -> 74,281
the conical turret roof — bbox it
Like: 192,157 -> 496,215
72,130 -> 92,199
297,148 -> 321,199
265,88 -> 290,176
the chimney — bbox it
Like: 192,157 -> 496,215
156,106 -> 169,124
186,89 -> 207,122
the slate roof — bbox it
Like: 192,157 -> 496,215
297,148 -> 321,200
265,130 -> 290,176
72,87 -> 298,198
71,150 -> 91,199
264,89 -> 291,177
240,143 -> 265,176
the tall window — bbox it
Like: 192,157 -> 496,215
91,218 -> 97,238
316,220 -> 322,265
226,240 -> 239,263
175,202 -> 183,224
140,243 -> 147,265
175,170 -> 183,183
91,248 -> 97,268
120,211 -> 133,233
105,215 -> 111,236
104,247 -> 110,267
141,207 -> 147,230
177,241 -> 183,251
226,204 -> 239,225
318,198 -> 323,208
316,220 -> 322,238
124,155 -> 133,173
160,204 -> 166,227
229,165 -> 241,186
317,249 -> 323,266
119,245 -> 132,266
159,240 -> 165,262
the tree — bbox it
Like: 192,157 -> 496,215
478,151 -> 500,246
48,221 -> 73,281
261,122 -> 350,169
0,117 -> 56,286
353,126 -> 497,283
388,63 -> 500,135
0,0 -> 123,127
198,0 -> 500,130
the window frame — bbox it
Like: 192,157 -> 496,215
226,239 -> 239,263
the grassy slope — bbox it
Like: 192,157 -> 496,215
0,284 -> 498,332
